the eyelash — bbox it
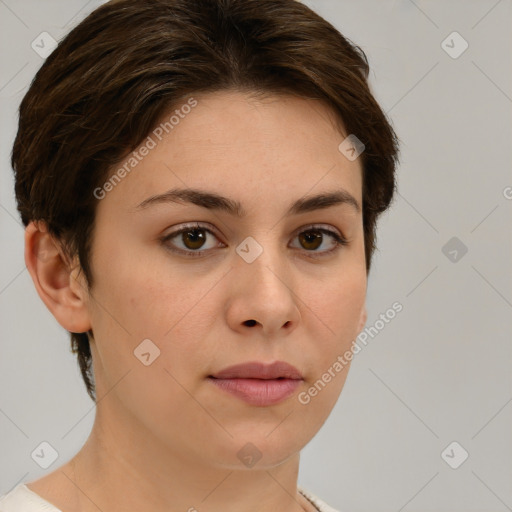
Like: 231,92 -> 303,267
160,222 -> 349,259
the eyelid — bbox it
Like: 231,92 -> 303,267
292,223 -> 343,238
163,222 -> 345,240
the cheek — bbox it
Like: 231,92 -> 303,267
88,263 -> 210,425
91,256 -> 221,391
297,278 -> 364,415
310,269 -> 366,340
300,269 -> 365,405
91,236 -> 192,338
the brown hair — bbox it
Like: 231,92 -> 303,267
12,0 -> 400,402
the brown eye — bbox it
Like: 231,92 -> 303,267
298,230 -> 323,251
179,228 -> 208,250
291,226 -> 348,257
162,223 -> 348,258
161,223 -> 222,256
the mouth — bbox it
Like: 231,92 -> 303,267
208,361 -> 303,406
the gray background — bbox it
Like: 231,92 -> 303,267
1,1 -> 511,511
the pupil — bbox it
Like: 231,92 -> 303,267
301,231 -> 321,250
184,229 -> 205,249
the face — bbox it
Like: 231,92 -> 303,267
80,90 -> 367,469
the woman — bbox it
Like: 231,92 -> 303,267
0,0 -> 399,510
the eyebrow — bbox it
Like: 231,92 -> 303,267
134,187 -> 360,216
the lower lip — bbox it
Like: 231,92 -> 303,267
208,377 -> 302,406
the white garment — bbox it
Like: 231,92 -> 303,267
0,483 -> 341,512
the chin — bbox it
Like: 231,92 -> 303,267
203,426 -> 310,471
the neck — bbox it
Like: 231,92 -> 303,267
63,405 -> 314,512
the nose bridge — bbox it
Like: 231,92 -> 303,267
225,227 -> 303,337
235,231 -> 295,302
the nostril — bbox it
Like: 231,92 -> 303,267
244,319 -> 257,326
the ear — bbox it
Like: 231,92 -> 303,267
24,220 -> 92,333
356,303 -> 367,334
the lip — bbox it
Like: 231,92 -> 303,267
208,361 -> 303,406
210,361 -> 303,380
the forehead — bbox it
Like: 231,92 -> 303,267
166,89 -> 352,154
98,90 -> 363,215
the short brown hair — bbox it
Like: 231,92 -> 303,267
12,0 -> 400,402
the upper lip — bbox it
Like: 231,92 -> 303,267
210,361 -> 303,380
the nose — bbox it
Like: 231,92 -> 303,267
225,237 -> 302,338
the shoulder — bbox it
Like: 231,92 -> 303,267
0,483 -> 63,512
298,486 -> 344,512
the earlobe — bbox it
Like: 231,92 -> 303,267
24,221 -> 92,333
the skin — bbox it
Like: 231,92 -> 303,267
24,90 -> 367,512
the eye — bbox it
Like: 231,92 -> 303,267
160,223 -> 348,258
290,224 -> 348,258
161,223 -> 223,257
